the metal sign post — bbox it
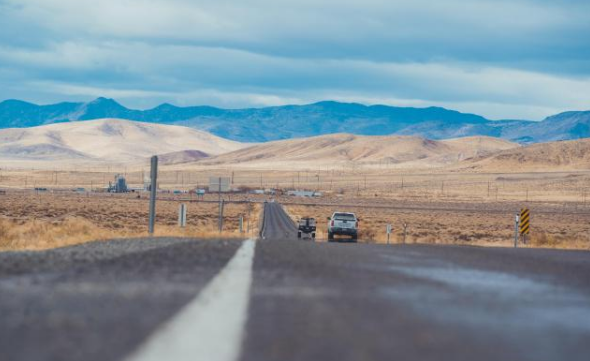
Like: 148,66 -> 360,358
514,213 -> 519,248
148,156 -> 158,235
178,204 -> 187,228
386,224 -> 392,244
210,177 -> 230,233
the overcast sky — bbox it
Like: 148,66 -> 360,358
0,0 -> 589,119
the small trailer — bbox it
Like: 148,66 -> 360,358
297,217 -> 316,240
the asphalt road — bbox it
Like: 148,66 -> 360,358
1,202 -> 590,361
260,202 -> 301,239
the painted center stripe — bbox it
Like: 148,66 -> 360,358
124,239 -> 257,361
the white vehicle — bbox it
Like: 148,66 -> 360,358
327,212 -> 358,242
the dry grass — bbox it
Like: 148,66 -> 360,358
285,203 -> 590,250
0,192 -> 261,251
0,217 -> 257,251
2,165 -> 590,252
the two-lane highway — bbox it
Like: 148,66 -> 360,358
1,202 -> 590,361
260,202 -> 299,240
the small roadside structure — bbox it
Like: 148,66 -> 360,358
287,190 -> 322,197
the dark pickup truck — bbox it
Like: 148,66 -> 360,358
297,217 -> 316,239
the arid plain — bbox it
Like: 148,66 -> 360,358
1,164 -> 589,251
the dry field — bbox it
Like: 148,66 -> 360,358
1,166 -> 590,251
2,167 -> 590,203
284,202 -> 590,250
0,191 -> 261,251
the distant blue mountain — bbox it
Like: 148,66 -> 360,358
0,97 -> 588,143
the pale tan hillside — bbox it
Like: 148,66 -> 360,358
442,136 -> 520,159
198,133 -> 518,168
0,119 -> 245,168
456,138 -> 590,172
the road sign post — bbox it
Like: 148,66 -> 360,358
148,156 -> 158,235
386,224 -> 392,244
178,204 -> 187,228
514,213 -> 519,248
520,208 -> 530,244
210,177 -> 230,233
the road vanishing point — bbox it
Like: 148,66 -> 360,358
1,202 -> 590,361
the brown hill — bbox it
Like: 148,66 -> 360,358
198,134 -> 518,169
457,138 -> 590,172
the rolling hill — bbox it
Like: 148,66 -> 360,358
197,134 -> 519,169
0,119 -> 245,167
2,97 -> 587,143
457,139 -> 590,172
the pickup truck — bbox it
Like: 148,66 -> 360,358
327,212 -> 358,242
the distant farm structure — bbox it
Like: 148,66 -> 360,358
108,174 -> 128,193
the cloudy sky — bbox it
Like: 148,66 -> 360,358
0,0 -> 589,119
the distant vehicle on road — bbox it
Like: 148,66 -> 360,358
327,212 -> 358,242
297,217 -> 316,239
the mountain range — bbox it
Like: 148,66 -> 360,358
1,118 -> 589,173
1,97 -> 589,143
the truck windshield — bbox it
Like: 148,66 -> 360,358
334,214 -> 356,221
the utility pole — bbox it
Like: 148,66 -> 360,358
247,203 -> 252,234
218,177 -> 223,232
148,156 -> 158,235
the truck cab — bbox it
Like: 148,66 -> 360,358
327,212 -> 358,242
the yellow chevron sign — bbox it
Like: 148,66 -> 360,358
520,208 -> 530,235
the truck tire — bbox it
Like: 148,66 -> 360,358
312,232 -> 316,239
328,232 -> 334,241
297,231 -> 302,238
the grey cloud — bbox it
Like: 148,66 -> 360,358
0,0 -> 589,119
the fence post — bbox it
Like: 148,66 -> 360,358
403,223 -> 408,244
218,199 -> 225,232
148,156 -> 158,235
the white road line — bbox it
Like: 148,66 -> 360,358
124,239 -> 257,361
